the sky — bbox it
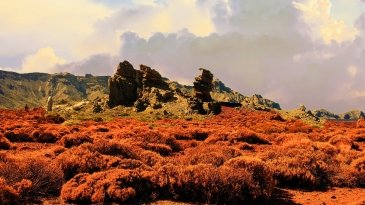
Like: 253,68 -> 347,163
1,0 -> 365,112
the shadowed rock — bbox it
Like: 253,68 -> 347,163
108,61 -> 173,109
190,69 -> 221,115
108,61 -> 139,107
193,68 -> 214,102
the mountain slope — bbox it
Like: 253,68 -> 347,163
0,70 -> 109,108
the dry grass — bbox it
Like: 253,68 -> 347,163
0,107 -> 364,203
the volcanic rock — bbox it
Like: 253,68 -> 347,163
140,65 -> 168,90
189,69 -> 221,115
312,109 -> 340,120
108,61 -> 139,107
241,94 -> 281,110
188,97 -> 205,114
339,110 -> 365,120
193,68 -> 214,102
47,96 -> 53,112
203,101 -> 222,115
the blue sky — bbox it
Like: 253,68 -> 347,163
1,0 -> 365,112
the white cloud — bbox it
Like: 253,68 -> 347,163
21,47 -> 66,73
0,0 -> 112,59
2,0 -> 365,112
293,0 -> 359,44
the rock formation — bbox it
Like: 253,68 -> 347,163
211,79 -> 245,103
312,109 -> 340,120
193,68 -> 214,102
339,110 -> 365,120
189,69 -> 221,115
108,61 -> 139,107
241,94 -> 281,111
108,61 -> 173,111
47,96 -> 53,112
140,65 -> 168,90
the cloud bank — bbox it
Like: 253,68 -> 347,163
1,0 -> 365,112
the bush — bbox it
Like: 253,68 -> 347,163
351,156 -> 365,187
0,177 -> 19,204
31,130 -> 59,143
61,169 -> 157,204
0,158 -> 64,201
177,145 -> 241,167
156,164 -> 274,204
142,143 -> 172,156
0,134 -> 12,150
90,139 -> 139,159
224,156 -> 275,198
264,141 -> 340,189
59,134 -> 93,148
56,146 -> 122,180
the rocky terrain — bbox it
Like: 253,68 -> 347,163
1,61 -> 365,204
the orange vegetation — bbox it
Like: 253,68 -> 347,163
0,107 -> 364,204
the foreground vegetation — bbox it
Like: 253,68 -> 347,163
0,107 -> 364,204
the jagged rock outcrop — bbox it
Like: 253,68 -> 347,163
193,68 -> 214,102
189,69 -> 221,114
211,79 -> 245,103
312,109 -> 340,120
140,65 -> 168,90
241,94 -> 281,111
108,61 -> 139,107
108,61 -> 174,111
339,110 -> 365,120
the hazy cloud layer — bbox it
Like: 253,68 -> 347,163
1,0 -> 365,112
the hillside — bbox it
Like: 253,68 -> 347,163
0,70 -> 109,108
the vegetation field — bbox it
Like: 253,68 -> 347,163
0,107 -> 364,204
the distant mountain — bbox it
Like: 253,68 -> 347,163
0,70 -> 109,108
313,109 -> 365,120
